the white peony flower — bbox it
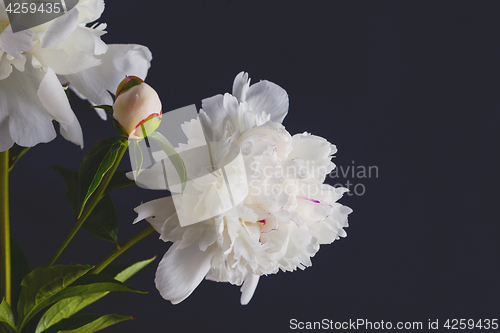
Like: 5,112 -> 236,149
134,72 -> 352,305
0,0 -> 152,151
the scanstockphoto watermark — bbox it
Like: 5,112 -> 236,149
290,318 -> 423,330
329,161 -> 378,197
127,106 -> 377,226
244,160 -> 378,198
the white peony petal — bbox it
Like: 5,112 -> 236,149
246,80 -> 289,124
0,52 -> 13,80
201,94 -> 226,126
37,66 -> 83,148
0,111 -> 14,151
75,0 -> 105,24
198,110 -> 214,142
57,26 -> 108,56
40,7 -> 79,48
0,62 -> 56,147
232,71 -> 250,102
0,25 -> 34,59
10,54 -> 26,72
59,117 -> 83,148
134,197 -> 171,226
30,44 -> 101,75
240,271 -> 260,305
134,196 -> 178,241
65,44 -> 152,108
155,242 -> 215,304
199,224 -> 218,251
289,133 -> 336,183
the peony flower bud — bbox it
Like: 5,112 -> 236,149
112,76 -> 162,139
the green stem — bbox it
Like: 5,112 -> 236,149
0,151 -> 11,306
91,226 -> 155,274
45,142 -> 129,267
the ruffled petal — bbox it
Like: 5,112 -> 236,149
57,26 -> 108,56
30,43 -> 101,75
0,110 -> 14,151
40,7 -> 79,48
37,66 -> 83,147
65,44 -> 152,110
246,80 -> 289,123
75,0 -> 105,24
0,51 -> 13,80
201,94 -> 225,126
232,71 -> 250,102
155,242 -> 215,304
0,25 -> 34,59
134,196 -> 179,242
240,271 -> 260,305
0,61 -> 56,147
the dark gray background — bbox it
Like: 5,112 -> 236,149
9,1 -> 500,332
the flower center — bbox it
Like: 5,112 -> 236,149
257,219 -> 266,230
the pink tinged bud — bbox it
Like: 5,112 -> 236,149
112,81 -> 162,139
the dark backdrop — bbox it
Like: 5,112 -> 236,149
9,1 -> 500,332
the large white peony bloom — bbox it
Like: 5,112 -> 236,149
134,72 -> 352,305
0,0 -> 152,151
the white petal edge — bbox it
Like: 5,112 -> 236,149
65,44 -> 152,109
200,94 -> 225,126
155,242 -> 215,304
134,196 -> 178,242
232,71 -> 250,102
0,25 -> 34,59
0,60 -> 56,147
240,272 -> 260,305
0,111 -> 14,151
40,7 -> 79,48
37,67 -> 83,148
245,80 -> 289,124
75,0 -> 105,24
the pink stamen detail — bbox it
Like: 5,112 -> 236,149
297,196 -> 321,204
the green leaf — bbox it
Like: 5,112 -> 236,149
50,166 -> 120,244
67,273 -> 146,292
49,166 -> 80,218
90,105 -> 113,113
35,294 -> 105,333
10,238 -> 30,313
17,265 -> 93,331
8,144 -> 30,171
78,138 -> 127,218
102,256 -> 156,283
103,170 -> 136,195
148,131 -> 187,193
35,258 -> 154,333
19,269 -> 144,331
0,298 -> 15,332
82,194 -> 119,245
40,313 -> 132,333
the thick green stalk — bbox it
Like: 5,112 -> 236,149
0,151 -> 10,306
45,143 -> 129,267
91,226 -> 155,274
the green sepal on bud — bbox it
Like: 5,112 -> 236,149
116,76 -> 144,98
112,118 -> 129,138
